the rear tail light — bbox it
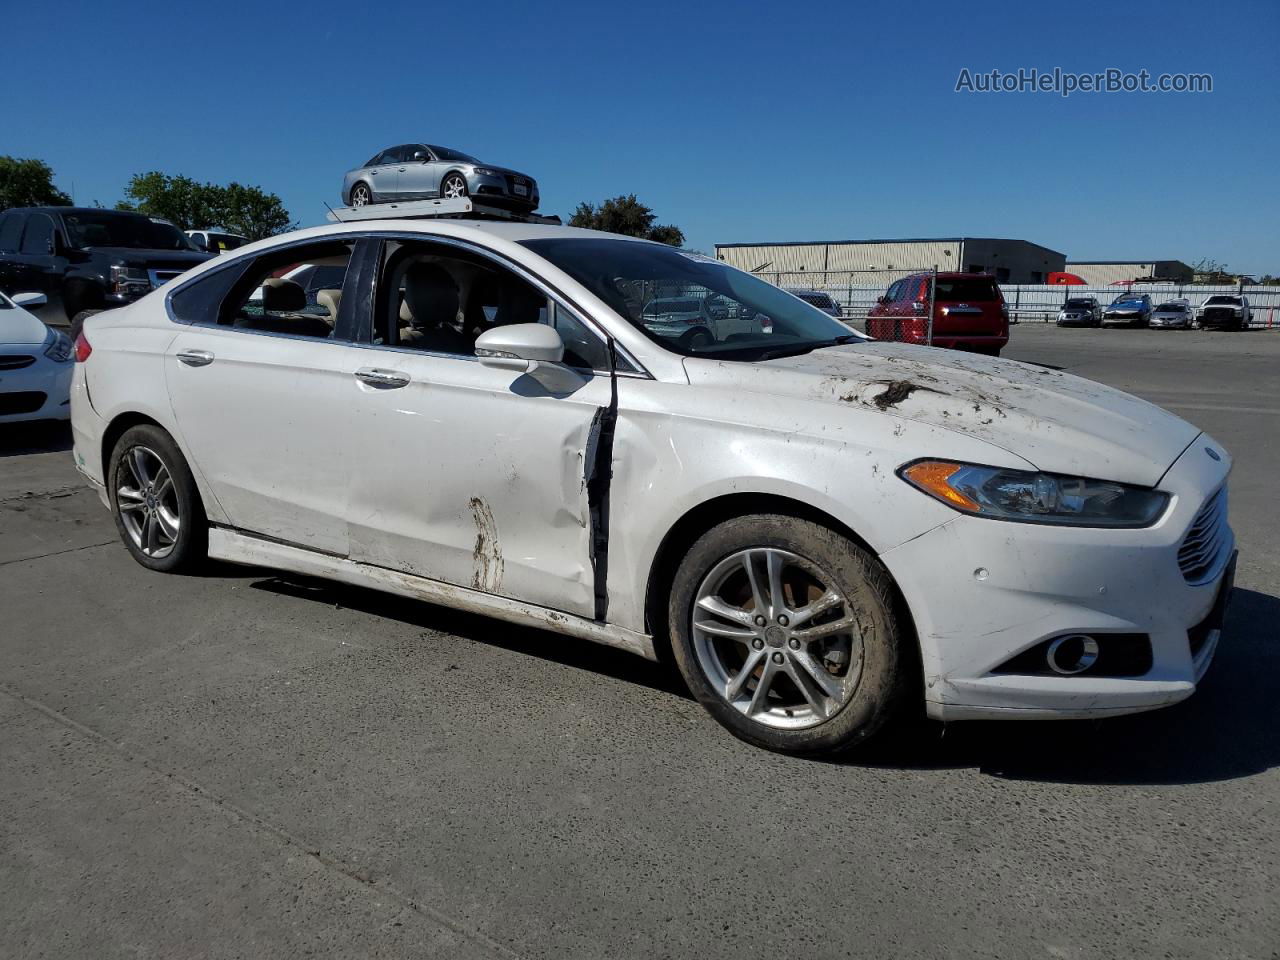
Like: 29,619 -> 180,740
74,331 -> 92,363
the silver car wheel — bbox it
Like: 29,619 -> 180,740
442,175 -> 468,200
351,184 -> 371,207
116,445 -> 180,559
691,547 -> 864,730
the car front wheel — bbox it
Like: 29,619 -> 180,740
108,424 -> 207,573
350,183 -> 373,207
668,514 -> 912,755
441,173 -> 469,200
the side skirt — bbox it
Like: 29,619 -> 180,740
207,527 -> 657,661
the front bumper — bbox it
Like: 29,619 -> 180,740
1102,312 -> 1145,324
1150,317 -> 1190,328
0,358 -> 73,422
880,435 -> 1234,721
469,172 -> 538,208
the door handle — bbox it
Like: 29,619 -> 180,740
176,349 -> 214,367
398,166 -> 407,172
354,367 -> 409,389
370,170 -> 379,176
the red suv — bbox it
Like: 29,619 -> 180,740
866,272 -> 1009,356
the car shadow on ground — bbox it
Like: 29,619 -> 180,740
248,573 -> 692,699
247,571 -> 1278,786
0,421 -> 72,458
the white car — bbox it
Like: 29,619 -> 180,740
68,219 -> 1236,755
1196,295 -> 1251,331
1,291 -> 75,423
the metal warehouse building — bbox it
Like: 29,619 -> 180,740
1065,260 -> 1194,285
714,237 -> 1066,284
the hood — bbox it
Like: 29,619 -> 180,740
93,248 -> 212,267
474,164 -> 533,181
684,342 -> 1200,487
0,305 -> 52,346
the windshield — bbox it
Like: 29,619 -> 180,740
1204,296 -> 1240,305
796,293 -> 833,308
1156,302 -> 1187,311
1112,295 -> 1145,305
62,212 -> 196,251
1064,298 -> 1092,308
428,145 -> 480,164
521,238 -> 858,359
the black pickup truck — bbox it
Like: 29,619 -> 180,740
0,207 -> 212,334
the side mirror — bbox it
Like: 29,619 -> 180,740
413,151 -> 428,161
475,323 -> 564,372
877,295 -> 889,304
12,292 -> 48,308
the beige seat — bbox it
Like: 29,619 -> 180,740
316,289 -> 341,328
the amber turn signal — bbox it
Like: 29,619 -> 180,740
901,460 -> 981,512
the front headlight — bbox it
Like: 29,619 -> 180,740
471,167 -> 501,177
899,460 -> 1169,527
44,329 -> 74,363
110,265 -> 150,295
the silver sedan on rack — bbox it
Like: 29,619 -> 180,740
341,143 -> 539,211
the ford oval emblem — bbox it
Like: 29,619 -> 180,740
1205,447 -> 1221,461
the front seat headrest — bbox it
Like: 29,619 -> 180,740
261,277 -> 307,313
316,289 -> 342,325
402,262 -> 458,329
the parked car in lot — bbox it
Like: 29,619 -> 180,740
639,296 -> 719,348
786,288 -> 843,318
1196,295 -> 1251,331
1149,299 -> 1195,329
341,143 -> 539,211
185,229 -> 248,255
1056,296 -> 1101,327
0,207 -> 211,334
1101,292 -> 1153,327
866,272 -> 1008,355
0,290 -> 74,422
70,220 -> 1235,755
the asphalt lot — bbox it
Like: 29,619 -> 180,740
2,324 -> 1277,960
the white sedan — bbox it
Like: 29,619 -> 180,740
68,219 -> 1236,755
1,291 -> 75,423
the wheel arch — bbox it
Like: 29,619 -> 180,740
642,491 -> 916,663
62,276 -> 105,318
100,411 -> 167,483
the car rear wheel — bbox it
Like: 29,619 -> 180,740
684,328 -> 713,349
668,514 -> 912,755
441,173 -> 469,200
350,182 -> 373,207
108,424 -> 207,573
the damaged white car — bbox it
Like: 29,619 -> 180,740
69,220 -> 1236,755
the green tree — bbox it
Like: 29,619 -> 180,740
0,156 -> 72,211
119,172 -> 295,241
568,194 -> 684,246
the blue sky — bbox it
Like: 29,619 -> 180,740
4,0 -> 1277,273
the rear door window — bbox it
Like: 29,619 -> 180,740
19,214 -> 54,255
0,212 -> 24,252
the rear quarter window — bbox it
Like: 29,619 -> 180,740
0,212 -> 25,253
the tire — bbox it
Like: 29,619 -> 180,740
349,182 -> 374,207
69,309 -> 102,342
667,514 -> 912,755
684,328 -> 713,349
441,172 -> 469,200
108,424 -> 207,573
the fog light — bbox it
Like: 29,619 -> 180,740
1046,634 -> 1100,675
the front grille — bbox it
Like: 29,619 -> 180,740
0,354 -> 36,370
1178,487 -> 1229,584
0,391 -> 47,415
504,175 -> 533,197
1202,308 -> 1235,321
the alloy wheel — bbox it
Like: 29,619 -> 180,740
352,185 -> 370,207
691,548 -> 864,729
442,175 -> 468,199
116,445 -> 181,559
